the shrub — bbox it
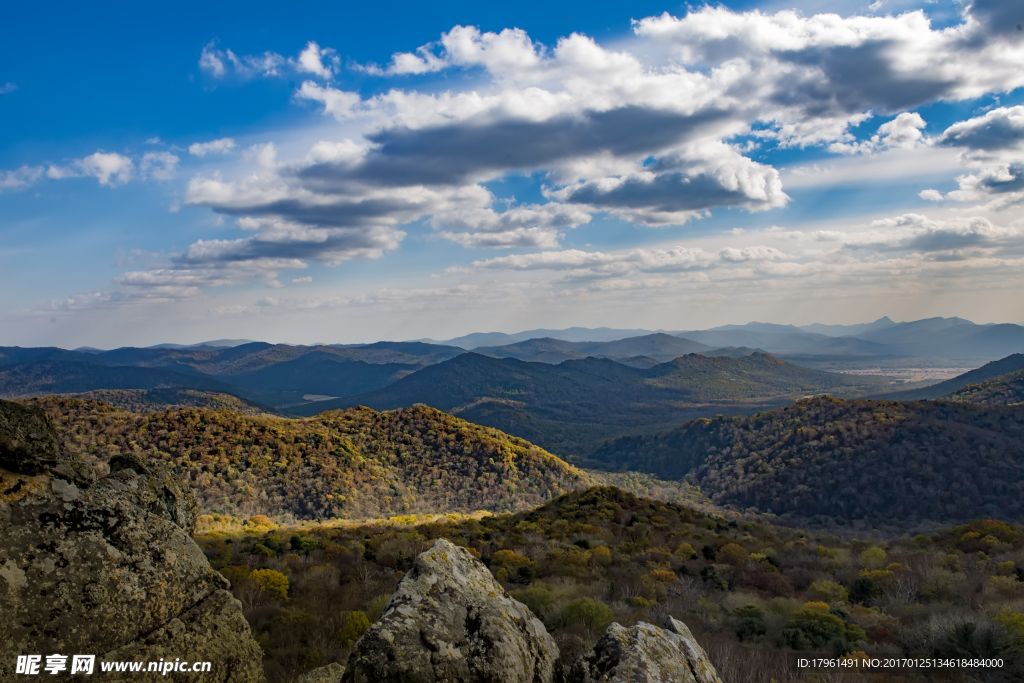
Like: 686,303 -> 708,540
860,547 -> 887,570
336,611 -> 371,645
510,584 -> 555,619
808,580 -> 848,606
561,598 -> 614,631
718,543 -> 749,566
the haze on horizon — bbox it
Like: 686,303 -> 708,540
2,0 -> 1023,349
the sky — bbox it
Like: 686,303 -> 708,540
2,0 -> 1024,348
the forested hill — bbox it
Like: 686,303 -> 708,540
23,397 -> 591,520
875,353 -> 1024,400
945,368 -> 1024,406
297,351 -> 892,458
589,396 -> 1024,524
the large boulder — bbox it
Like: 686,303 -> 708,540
342,538 -> 558,683
0,399 -> 265,682
568,616 -> 723,683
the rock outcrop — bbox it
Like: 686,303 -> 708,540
0,399 -> 265,682
341,538 -> 558,683
295,663 -> 345,683
568,616 -> 724,683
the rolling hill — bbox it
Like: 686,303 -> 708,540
297,352 -> 894,458
24,397 -> 592,519
588,395 -> 1024,523
474,333 -> 713,364
945,368 -> 1024,406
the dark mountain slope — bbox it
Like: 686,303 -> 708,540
0,360 -> 241,398
228,350 -> 418,398
298,352 -> 892,458
876,353 -> 1024,400
590,396 -> 1024,523
475,333 -> 713,364
945,368 -> 1024,406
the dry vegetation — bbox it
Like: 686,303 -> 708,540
198,488 -> 1024,683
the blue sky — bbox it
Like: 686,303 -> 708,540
2,0 -> 1024,347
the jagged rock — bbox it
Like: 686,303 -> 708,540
0,400 -> 94,485
341,538 -> 558,683
568,616 -> 724,683
0,399 -> 264,683
296,663 -> 345,683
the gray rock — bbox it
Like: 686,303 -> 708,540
341,538 -> 558,683
0,401 -> 95,485
567,616 -> 724,683
0,399 -> 264,683
296,663 -> 346,683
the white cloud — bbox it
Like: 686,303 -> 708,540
140,152 -> 179,181
47,152 -> 134,186
0,83 -> 16,95
296,41 -> 338,79
829,112 -> 929,155
188,138 -> 236,157
291,276 -> 313,284
0,165 -> 43,192
199,41 -> 338,81
921,106 -> 1024,207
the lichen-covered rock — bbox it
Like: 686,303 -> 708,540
341,538 -> 558,683
567,616 -> 724,683
0,399 -> 264,683
295,663 -> 345,683
0,400 -> 94,485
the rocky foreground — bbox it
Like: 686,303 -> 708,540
0,399 -> 723,683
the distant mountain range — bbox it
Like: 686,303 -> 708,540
291,351 -> 893,458
434,316 -> 1024,367
3,316 -> 1022,458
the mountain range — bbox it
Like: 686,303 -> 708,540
3,316 -> 1021,459
291,351 -> 894,457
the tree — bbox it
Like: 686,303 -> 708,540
249,568 -> 289,601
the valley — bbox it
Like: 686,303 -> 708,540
6,317 -> 1024,683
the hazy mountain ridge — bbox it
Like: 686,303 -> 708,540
297,351 -> 894,458
474,333 -> 714,364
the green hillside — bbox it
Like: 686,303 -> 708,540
297,352 -> 893,458
944,368 -> 1024,406
590,396 -> 1024,524
25,397 -> 591,520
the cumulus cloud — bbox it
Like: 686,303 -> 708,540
190,2 -> 1023,258
189,138 -> 236,157
830,112 -> 929,154
296,42 -> 338,79
63,2 -> 1019,307
47,152 -> 134,186
922,107 -> 1024,206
